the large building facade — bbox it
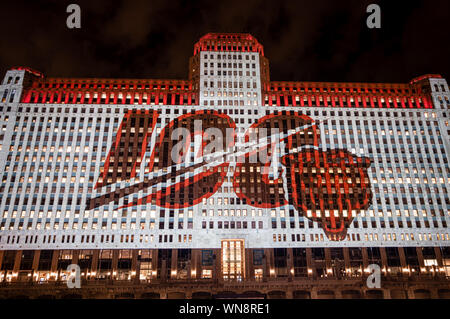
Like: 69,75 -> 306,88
0,33 -> 449,299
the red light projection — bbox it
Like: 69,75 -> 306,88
282,149 -> 372,241
95,109 -> 159,189
232,113 -> 319,208
127,110 -> 236,209
88,110 -> 373,241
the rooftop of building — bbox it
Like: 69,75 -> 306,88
3,33 -> 444,108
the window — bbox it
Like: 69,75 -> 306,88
221,239 -> 245,281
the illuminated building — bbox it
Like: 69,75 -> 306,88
0,33 -> 449,299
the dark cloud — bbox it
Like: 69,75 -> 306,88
0,0 -> 448,83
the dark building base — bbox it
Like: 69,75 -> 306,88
0,278 -> 450,299
0,247 -> 449,299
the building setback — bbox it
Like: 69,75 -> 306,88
0,33 -> 449,299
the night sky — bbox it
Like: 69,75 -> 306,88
0,0 -> 449,83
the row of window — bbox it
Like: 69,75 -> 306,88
1,107 -> 441,119
203,53 -> 256,61
37,82 -> 192,90
264,93 -> 432,108
267,85 -> 416,94
23,91 -> 198,105
203,62 -> 256,69
203,100 -> 258,106
1,232 -> 193,246
203,80 -> 258,89
4,75 -> 21,85
201,220 -> 263,229
274,232 -> 450,243
0,89 -> 16,103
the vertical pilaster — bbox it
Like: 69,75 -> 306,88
398,247 -> 407,268
343,248 -> 350,276
380,247 -> 389,275
112,249 -> 119,278
71,250 -> 80,265
246,249 -> 254,280
190,249 -> 197,279
152,249 -> 158,279
398,247 -> 407,278
306,248 -> 313,278
213,248 -> 221,282
91,250 -> 99,275
186,250 -> 191,280
50,250 -> 58,273
195,249 -> 201,279
265,248 -> 274,278
263,249 -> 270,281
131,249 -> 139,283
31,250 -> 40,271
13,250 -> 22,273
362,248 -> 369,269
0,251 -> 4,270
416,247 -> 425,268
324,248 -> 331,276
380,248 -> 388,270
171,249 -> 178,279
435,247 -> 445,277
32,250 -> 41,281
287,248 -> 294,279
160,254 -> 167,282
434,247 -> 443,267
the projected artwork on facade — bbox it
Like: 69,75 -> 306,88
90,109 -> 372,241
